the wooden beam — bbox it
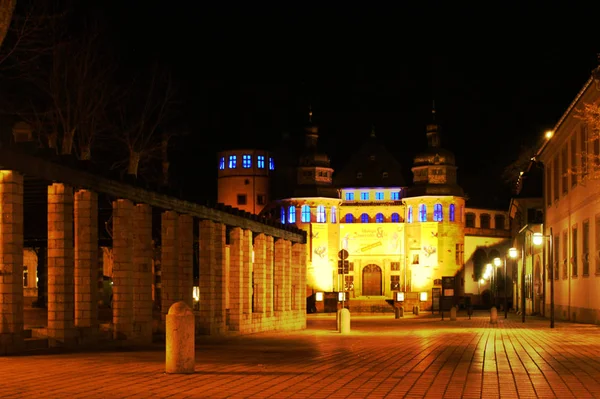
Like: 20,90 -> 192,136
0,147 -> 306,243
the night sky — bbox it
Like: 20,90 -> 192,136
109,2 -> 600,208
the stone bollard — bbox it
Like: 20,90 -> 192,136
396,307 -> 404,318
450,306 -> 457,321
336,309 -> 342,331
490,306 -> 498,324
339,308 -> 351,334
413,306 -> 419,315
166,301 -> 195,374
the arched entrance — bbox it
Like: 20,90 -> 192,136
362,264 -> 382,296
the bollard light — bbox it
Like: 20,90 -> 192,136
396,292 -> 405,302
315,292 -> 324,301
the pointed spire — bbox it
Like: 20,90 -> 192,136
432,100 -> 436,122
308,104 -> 313,124
370,124 -> 376,138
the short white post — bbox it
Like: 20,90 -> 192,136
339,308 -> 351,334
450,306 -> 457,321
166,301 -> 195,374
490,306 -> 498,324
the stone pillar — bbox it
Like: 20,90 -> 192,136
298,243 -> 307,314
242,229 -> 252,315
253,234 -> 267,313
265,236 -> 274,316
178,214 -> 193,308
0,171 -> 24,354
273,239 -> 285,312
47,183 -> 75,346
112,199 -> 134,340
133,204 -> 153,344
292,243 -> 303,311
229,228 -> 243,331
74,189 -> 98,331
161,211 -> 179,323
284,240 -> 292,311
198,220 -> 226,335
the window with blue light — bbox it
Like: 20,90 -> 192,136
242,154 -> 251,168
391,213 -> 400,222
345,214 -> 354,223
219,157 -> 225,170
407,206 -> 413,223
433,203 -> 443,222
375,213 -> 384,223
375,192 -> 384,200
345,192 -> 355,200
361,213 -> 369,223
331,207 -> 337,223
316,205 -> 326,223
280,207 -> 286,224
257,155 -> 265,169
301,205 -> 311,222
228,155 -> 237,168
419,204 -> 427,222
288,206 -> 296,223
391,192 -> 400,200
269,157 -> 275,170
360,192 -> 369,200
449,204 -> 456,222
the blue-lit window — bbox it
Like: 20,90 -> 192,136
219,157 -> 225,170
288,206 -> 296,223
391,192 -> 400,200
375,192 -> 384,200
345,192 -> 355,200
360,192 -> 369,200
228,155 -> 237,168
301,205 -> 311,223
345,214 -> 354,223
331,207 -> 337,223
419,204 -> 427,222
407,206 -> 413,223
361,213 -> 369,223
257,155 -> 265,169
242,154 -> 251,168
316,205 -> 326,223
375,213 -> 384,223
269,157 -> 275,170
280,207 -> 286,224
391,213 -> 400,222
433,203 -> 443,222
449,204 -> 456,222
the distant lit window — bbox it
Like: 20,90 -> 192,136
390,192 -> 400,200
219,157 -> 225,170
280,207 -> 286,224
242,154 -> 251,168
375,192 -> 384,200
257,155 -> 265,169
360,192 -> 369,200
466,212 -> 476,227
375,213 -> 384,223
361,213 -> 369,223
345,192 -> 355,200
391,213 -> 400,223
269,157 -> 275,170
407,206 -> 413,223
288,206 -> 296,223
228,155 -> 237,168
317,205 -> 326,223
419,204 -> 427,222
331,207 -> 337,223
301,205 -> 311,223
449,204 -> 456,222
433,203 -> 443,222
345,214 -> 354,223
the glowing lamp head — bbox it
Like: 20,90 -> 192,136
493,257 -> 502,267
508,247 -> 518,259
485,263 -> 492,273
533,232 -> 543,246
479,278 -> 485,284
545,130 -> 554,139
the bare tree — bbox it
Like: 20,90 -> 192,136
571,102 -> 600,180
502,144 -> 537,192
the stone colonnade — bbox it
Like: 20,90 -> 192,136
0,173 -> 306,354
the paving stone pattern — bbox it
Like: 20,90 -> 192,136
1,312 -> 599,398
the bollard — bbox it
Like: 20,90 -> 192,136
490,306 -> 498,324
336,309 -> 342,331
450,306 -> 457,321
166,301 -> 195,374
394,307 -> 400,319
339,308 -> 351,334
414,306 -> 419,316
398,307 -> 404,318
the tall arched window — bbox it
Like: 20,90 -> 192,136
301,205 -> 311,223
419,204 -> 427,222
375,213 -> 384,223
407,206 -> 413,223
316,205 -> 326,223
280,207 -> 286,224
331,206 -> 337,223
345,214 -> 354,223
433,203 -> 443,221
449,204 -> 456,222
288,206 -> 296,223
361,213 -> 369,223
391,213 -> 400,223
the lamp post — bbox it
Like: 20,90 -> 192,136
533,230 -> 554,328
493,257 -> 502,308
507,247 -> 518,318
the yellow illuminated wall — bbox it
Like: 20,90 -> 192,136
309,223 -> 333,291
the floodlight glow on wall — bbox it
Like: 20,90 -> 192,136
315,292 -> 324,301
396,292 -> 405,302
193,286 -> 200,302
420,292 -> 427,302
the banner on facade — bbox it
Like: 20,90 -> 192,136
339,224 -> 404,256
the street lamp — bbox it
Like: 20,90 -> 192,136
507,247 -> 518,318
532,230 -> 554,328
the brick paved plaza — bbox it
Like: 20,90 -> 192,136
1,311 -> 599,398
